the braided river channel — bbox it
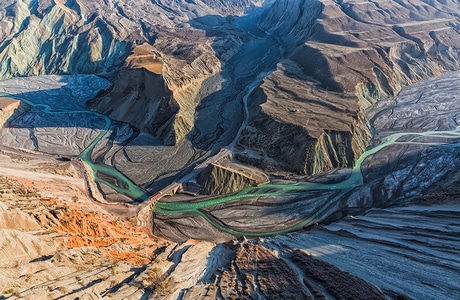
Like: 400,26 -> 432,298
1,72 -> 460,239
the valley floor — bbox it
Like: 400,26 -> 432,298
0,145 -> 459,299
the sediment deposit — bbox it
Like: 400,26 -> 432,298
1,1 -> 460,299
239,0 -> 460,175
197,157 -> 269,195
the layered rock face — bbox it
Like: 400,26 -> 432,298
0,97 -> 21,129
0,0 -> 260,145
87,44 -> 182,144
2,2 -> 460,299
88,28 -> 239,145
197,157 -> 269,195
239,0 -> 460,175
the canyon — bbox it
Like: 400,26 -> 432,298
1,0 -> 460,299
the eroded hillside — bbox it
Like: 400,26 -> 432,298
239,0 -> 460,175
2,0 -> 460,183
1,1 -> 460,299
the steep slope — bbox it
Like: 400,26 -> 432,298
0,0 -> 263,145
197,157 -> 269,195
238,0 -> 460,175
87,29 -> 237,145
1,144 -> 459,299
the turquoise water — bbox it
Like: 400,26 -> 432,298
155,125 -> 460,237
0,92 -> 151,201
3,89 -> 460,237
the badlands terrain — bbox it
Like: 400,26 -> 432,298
1,0 -> 460,299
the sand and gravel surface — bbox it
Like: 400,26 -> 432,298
0,148 -> 172,299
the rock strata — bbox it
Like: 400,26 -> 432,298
238,0 -> 460,175
0,97 -> 21,129
88,33 -> 232,145
197,157 -> 269,195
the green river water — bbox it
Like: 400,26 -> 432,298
0,92 -> 150,202
154,126 -> 460,237
3,91 -> 460,237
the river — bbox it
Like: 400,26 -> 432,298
2,55 -> 460,240
154,71 -> 460,237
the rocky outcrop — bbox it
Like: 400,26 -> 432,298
87,44 -> 182,144
143,32 -> 225,144
238,0 -> 460,175
290,0 -> 460,91
151,239 -> 386,299
0,97 -> 21,129
197,157 -> 269,195
239,61 -> 372,175
89,28 -> 242,144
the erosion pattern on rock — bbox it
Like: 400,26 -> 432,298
2,171 -> 458,299
197,157 -> 269,195
3,0 -> 460,180
0,0 -> 263,146
239,0 -> 460,175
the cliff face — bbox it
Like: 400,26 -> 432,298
88,30 -> 243,145
258,0 -> 324,50
0,97 -> 21,129
239,62 -> 372,175
150,30 -> 223,144
237,0 -> 460,175
197,158 -> 269,195
0,0 -> 258,145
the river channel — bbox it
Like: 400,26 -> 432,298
2,71 -> 460,240
154,71 -> 460,238
0,82 -> 151,202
